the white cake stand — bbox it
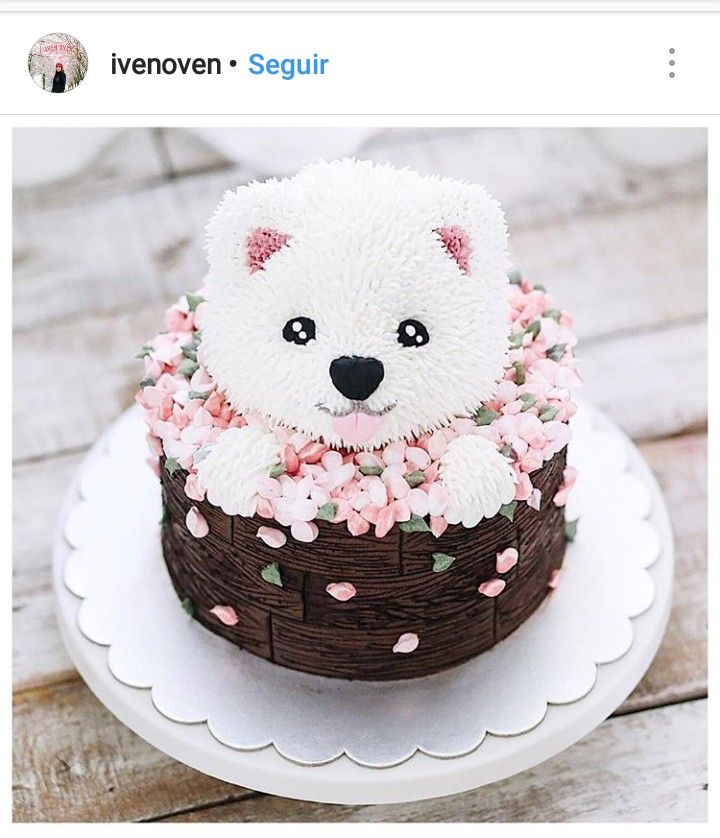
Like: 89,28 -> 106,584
52,406 -> 673,805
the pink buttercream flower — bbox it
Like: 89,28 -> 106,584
184,472 -> 206,502
164,304 -> 194,333
430,516 -> 448,538
291,520 -> 319,542
374,504 -> 396,538
347,511 -> 370,537
527,488 -> 542,511
514,471 -> 533,501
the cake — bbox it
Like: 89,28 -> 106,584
137,159 -> 581,681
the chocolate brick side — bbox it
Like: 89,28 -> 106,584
160,446 -> 568,680
271,599 -> 497,681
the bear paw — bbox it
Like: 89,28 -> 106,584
195,425 -> 282,517
440,434 -> 517,527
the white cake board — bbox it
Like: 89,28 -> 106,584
52,406 -> 673,805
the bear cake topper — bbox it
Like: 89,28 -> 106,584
196,159 -> 517,520
202,159 -> 510,452
138,159 -> 580,536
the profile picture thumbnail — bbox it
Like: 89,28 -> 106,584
28,32 -> 88,93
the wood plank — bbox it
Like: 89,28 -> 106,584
12,305 -> 161,463
14,126 -> 706,219
621,434 -> 708,712
12,680 -> 247,823
580,318 -> 706,440
362,127 -> 706,228
13,127 -> 170,212
162,700 -> 706,822
510,196 -> 707,343
14,687 -> 703,822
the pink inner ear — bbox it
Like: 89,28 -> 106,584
246,228 -> 291,273
435,226 -> 471,274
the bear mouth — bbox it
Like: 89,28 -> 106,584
316,401 -> 396,447
315,401 -> 397,419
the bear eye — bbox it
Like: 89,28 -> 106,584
397,319 -> 430,348
283,317 -> 316,346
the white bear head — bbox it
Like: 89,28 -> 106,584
202,159 -> 510,449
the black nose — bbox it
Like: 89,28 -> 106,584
329,356 -> 385,401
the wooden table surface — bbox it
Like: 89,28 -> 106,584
12,127 -> 708,822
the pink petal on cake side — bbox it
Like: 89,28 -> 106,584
527,488 -> 542,511
185,506 -> 209,538
257,526 -> 287,549
210,605 -> 239,626
392,632 -> 420,654
478,578 -> 506,597
326,582 -> 357,602
496,547 -> 519,574
548,568 -> 562,589
291,520 -> 319,543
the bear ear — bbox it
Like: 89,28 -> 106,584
246,227 -> 291,273
434,226 -> 471,275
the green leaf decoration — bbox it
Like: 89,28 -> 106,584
359,464 -> 383,476
180,596 -> 194,616
539,405 -> 559,422
139,376 -> 156,388
181,344 -> 198,361
513,361 -> 526,385
400,515 -> 431,533
405,470 -> 425,488
547,343 -> 568,362
500,444 -> 513,457
524,320 -> 541,339
508,268 -> 523,285
186,293 -> 206,312
188,390 -> 210,401
261,561 -> 283,587
533,283 -> 547,292
475,406 -> 500,426
269,463 -> 286,479
507,332 -> 524,349
177,359 -> 200,378
499,501 -> 518,522
164,458 -> 182,476
519,393 -> 536,411
432,552 -> 456,573
316,502 -> 338,522
135,344 -> 153,359
543,308 -> 562,322
159,505 -> 168,526
565,518 -> 579,542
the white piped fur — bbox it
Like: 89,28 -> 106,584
441,436 -> 517,526
196,425 -> 282,516
198,159 -> 516,522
